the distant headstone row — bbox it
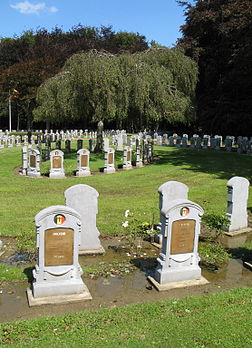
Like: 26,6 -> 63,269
21,140 -> 153,178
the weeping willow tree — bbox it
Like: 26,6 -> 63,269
33,48 -> 198,130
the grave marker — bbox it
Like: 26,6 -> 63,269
27,205 -> 92,306
76,149 -> 91,176
148,199 -> 208,290
49,149 -> 65,178
225,176 -> 250,233
65,184 -> 104,254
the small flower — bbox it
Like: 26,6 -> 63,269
122,221 -> 129,228
124,210 -> 130,217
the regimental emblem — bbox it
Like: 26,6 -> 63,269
54,214 -> 66,225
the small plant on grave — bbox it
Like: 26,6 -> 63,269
16,229 -> 36,257
199,241 -> 230,270
121,209 -> 156,242
202,213 -> 229,234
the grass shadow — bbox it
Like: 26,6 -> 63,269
154,147 -> 252,181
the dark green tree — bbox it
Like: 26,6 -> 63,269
178,0 -> 252,136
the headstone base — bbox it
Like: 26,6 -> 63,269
155,265 -> 202,284
224,227 -> 252,237
104,167 -> 116,174
79,246 -> 105,255
49,172 -> 65,179
147,275 -> 209,291
123,164 -> 132,170
76,169 -> 91,177
27,284 -> 92,306
135,162 -> 144,168
31,278 -> 86,298
27,171 -> 41,178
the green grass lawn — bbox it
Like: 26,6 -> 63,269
1,143 -> 252,238
0,144 -> 252,346
0,287 -> 252,347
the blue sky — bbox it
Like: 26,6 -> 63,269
0,0 -> 189,47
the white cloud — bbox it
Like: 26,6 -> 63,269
11,1 -> 58,15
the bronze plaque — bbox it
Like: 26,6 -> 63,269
53,156 -> 62,169
108,152 -> 113,165
170,219 -> 195,254
127,151 -> 131,162
81,154 -> 88,167
45,228 -> 73,266
30,154 -> 36,168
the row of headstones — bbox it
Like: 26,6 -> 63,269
21,144 -> 153,178
2,174 -> 247,304
27,182 -> 206,304
153,133 -> 252,154
28,174 -> 249,303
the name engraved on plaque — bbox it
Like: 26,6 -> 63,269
45,228 -> 73,266
127,151 -> 131,162
30,154 -> 36,168
53,156 -> 62,169
170,219 -> 195,254
108,152 -> 113,165
81,154 -> 88,167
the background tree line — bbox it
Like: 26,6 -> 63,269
178,0 -> 252,136
2,0 -> 251,135
0,25 -> 148,130
33,48 -> 198,131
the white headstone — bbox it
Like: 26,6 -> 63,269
225,176 -> 250,232
65,184 -> 104,254
27,205 -> 92,305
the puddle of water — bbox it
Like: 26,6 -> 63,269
0,258 -> 251,323
0,236 -> 252,323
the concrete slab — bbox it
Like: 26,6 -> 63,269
224,227 -> 252,237
147,276 -> 209,292
27,285 -> 92,307
79,246 -> 105,256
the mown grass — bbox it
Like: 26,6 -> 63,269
1,144 -> 252,238
0,287 -> 252,347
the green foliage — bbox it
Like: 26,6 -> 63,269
34,48 -> 198,129
203,213 -> 230,230
179,0 -> 252,135
199,241 -> 230,268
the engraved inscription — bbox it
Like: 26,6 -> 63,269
45,228 -> 73,266
53,156 -> 62,169
127,151 -> 131,162
30,154 -> 36,168
170,219 -> 195,254
81,154 -> 88,167
108,152 -> 113,165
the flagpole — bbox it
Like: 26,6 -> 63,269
8,90 -> 12,132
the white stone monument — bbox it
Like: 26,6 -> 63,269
123,146 -> 132,170
27,148 -> 41,178
65,184 -> 104,254
27,205 -> 92,306
225,176 -> 250,233
148,199 -> 208,290
104,148 -> 116,174
154,181 -> 189,246
76,149 -> 91,177
49,149 -> 65,178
